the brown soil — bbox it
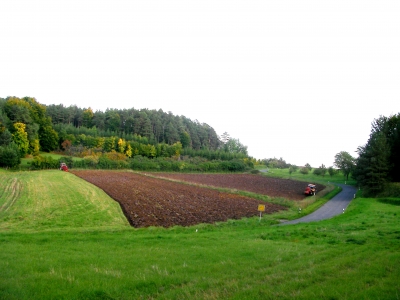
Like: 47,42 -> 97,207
148,173 -> 325,201
71,170 -> 288,228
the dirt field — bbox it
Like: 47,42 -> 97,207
148,173 -> 325,200
71,170 -> 288,228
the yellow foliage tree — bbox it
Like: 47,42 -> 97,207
125,144 -> 133,158
12,122 -> 29,157
30,139 -> 40,156
117,138 -> 126,153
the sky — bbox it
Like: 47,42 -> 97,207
1,1 -> 399,167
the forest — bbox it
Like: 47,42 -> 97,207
0,96 -> 253,171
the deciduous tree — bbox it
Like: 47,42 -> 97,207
39,123 -> 59,152
12,122 -> 29,157
224,138 -> 248,155
328,166 -> 336,177
82,108 -> 94,128
334,151 -> 355,180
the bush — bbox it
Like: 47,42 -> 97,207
0,143 -> 21,168
104,151 -> 127,161
129,156 -> 159,171
59,156 -> 75,168
377,183 -> 400,198
220,160 -> 246,172
289,166 -> 297,175
31,155 -> 59,170
378,198 -> 400,206
98,156 -> 128,169
313,168 -> 322,176
300,167 -> 309,175
82,155 -> 99,168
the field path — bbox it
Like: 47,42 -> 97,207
281,184 -> 357,225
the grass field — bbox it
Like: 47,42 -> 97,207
256,166 -> 357,186
0,170 -> 399,299
0,170 -> 129,232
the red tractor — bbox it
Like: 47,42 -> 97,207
304,184 -> 316,196
60,163 -> 69,172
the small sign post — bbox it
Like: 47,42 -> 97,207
258,204 -> 265,222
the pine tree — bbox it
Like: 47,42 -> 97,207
353,131 -> 390,194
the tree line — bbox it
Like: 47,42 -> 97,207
334,113 -> 400,196
45,104 -> 222,150
0,96 -> 250,169
0,97 -> 59,167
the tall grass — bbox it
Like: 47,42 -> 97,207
0,170 -> 399,299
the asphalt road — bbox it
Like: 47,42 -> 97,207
281,184 -> 357,225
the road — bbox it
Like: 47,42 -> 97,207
280,184 -> 357,225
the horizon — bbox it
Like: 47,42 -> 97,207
1,1 -> 399,167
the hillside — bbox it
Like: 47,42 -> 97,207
0,96 -> 251,170
0,169 -> 399,299
0,170 -> 129,231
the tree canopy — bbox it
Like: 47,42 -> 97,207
353,114 -> 400,194
0,97 -> 251,168
334,151 -> 355,181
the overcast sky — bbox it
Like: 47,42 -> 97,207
1,1 -> 399,167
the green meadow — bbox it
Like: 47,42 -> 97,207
255,165 -> 357,186
0,170 -> 399,299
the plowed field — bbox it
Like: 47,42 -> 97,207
148,173 -> 325,200
71,170 -> 287,228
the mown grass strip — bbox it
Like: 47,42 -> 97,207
0,170 -> 129,232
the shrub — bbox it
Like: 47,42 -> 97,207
0,143 -> 21,168
300,167 -> 309,175
82,155 -> 99,168
31,155 -> 59,170
59,156 -> 75,169
378,198 -> 400,206
129,156 -> 159,171
289,166 -> 297,175
220,160 -> 246,172
97,156 -> 123,169
377,183 -> 400,198
313,168 -> 322,176
104,150 -> 127,161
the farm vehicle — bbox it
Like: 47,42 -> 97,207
304,184 -> 316,196
60,163 -> 69,172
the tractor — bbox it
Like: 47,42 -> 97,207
60,162 -> 69,172
304,183 -> 316,196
